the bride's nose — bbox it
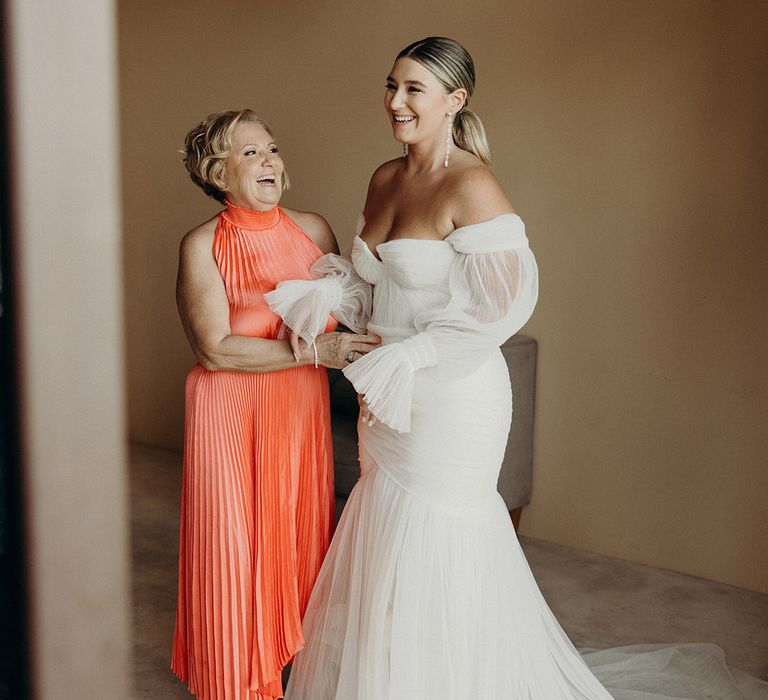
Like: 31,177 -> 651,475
390,89 -> 406,110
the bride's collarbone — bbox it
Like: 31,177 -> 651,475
364,191 -> 456,246
360,211 -> 454,248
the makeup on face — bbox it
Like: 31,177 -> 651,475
384,57 -> 452,143
224,122 -> 285,210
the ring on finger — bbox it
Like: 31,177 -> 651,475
347,351 -> 356,363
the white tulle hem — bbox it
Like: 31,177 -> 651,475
285,467 -> 768,700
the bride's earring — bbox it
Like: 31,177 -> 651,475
402,142 -> 408,157
444,112 -> 454,168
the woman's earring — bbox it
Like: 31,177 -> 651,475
402,142 -> 408,157
444,113 -> 454,168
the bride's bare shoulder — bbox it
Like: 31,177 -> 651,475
449,164 -> 515,227
363,159 -> 402,218
369,158 -> 402,188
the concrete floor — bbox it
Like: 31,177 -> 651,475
130,442 -> 768,698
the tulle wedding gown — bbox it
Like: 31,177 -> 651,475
266,214 -> 768,699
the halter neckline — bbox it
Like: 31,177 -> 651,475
222,200 -> 281,229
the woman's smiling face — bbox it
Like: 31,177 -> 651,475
384,57 -> 455,146
222,122 -> 285,210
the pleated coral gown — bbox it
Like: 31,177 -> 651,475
171,201 -> 337,700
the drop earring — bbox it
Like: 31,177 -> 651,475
402,142 -> 408,157
444,112 -> 454,168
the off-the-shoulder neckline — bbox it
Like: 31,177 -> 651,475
449,212 -> 522,236
354,234 -> 451,264
356,212 -> 522,252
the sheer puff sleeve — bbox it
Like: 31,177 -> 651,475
264,253 -> 372,345
343,214 -> 538,433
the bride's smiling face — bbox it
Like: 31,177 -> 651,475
385,57 -> 458,145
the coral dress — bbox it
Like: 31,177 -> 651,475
171,201 -> 337,700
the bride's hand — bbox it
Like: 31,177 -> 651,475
358,394 -> 377,427
314,331 -> 381,370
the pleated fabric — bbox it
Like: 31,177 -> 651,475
171,201 -> 337,700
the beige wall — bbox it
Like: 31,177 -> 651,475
119,0 -> 768,592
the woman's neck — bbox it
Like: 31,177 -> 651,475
403,133 -> 453,174
226,194 -> 279,212
223,199 -> 281,229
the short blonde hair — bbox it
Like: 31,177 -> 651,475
182,109 -> 290,203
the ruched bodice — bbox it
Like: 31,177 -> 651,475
343,214 -> 538,433
348,233 -> 512,507
351,236 -> 454,336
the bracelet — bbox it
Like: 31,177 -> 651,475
312,342 -> 318,368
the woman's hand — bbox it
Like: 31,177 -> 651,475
287,328 -> 304,362
358,394 -> 377,427
313,331 -> 381,370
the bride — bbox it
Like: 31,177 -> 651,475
266,37 -> 767,700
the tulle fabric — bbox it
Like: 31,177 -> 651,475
264,253 -> 372,344
287,345 -> 616,699
583,645 -> 768,699
343,214 -> 537,432
286,467 -> 614,699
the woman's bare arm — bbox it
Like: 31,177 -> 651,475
176,218 -> 378,371
176,219 -> 312,372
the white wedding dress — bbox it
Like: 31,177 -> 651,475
265,215 -> 768,700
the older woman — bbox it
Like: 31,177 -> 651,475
170,109 -> 379,700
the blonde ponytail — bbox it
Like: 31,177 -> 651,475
453,107 -> 491,165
